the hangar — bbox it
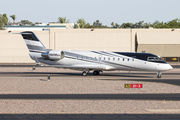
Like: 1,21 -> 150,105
135,29 -> 180,64
0,28 -> 179,64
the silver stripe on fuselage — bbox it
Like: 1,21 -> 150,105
65,51 -> 91,59
64,51 -> 142,70
64,56 -> 142,70
24,39 -> 43,47
27,44 -> 46,51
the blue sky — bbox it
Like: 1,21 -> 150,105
1,0 -> 180,26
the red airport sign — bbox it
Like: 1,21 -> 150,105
131,84 -> 142,88
124,84 -> 143,88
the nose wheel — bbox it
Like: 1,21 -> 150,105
157,71 -> 161,78
82,70 -> 89,76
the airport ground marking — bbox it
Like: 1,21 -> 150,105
124,84 -> 143,88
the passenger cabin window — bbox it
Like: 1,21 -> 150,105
123,58 -> 124,61
113,58 -> 115,61
118,58 -> 120,61
104,57 -> 106,60
132,59 -> 134,61
78,56 -> 81,59
108,58 -> 110,61
127,59 -> 129,61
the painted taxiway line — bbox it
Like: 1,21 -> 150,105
0,94 -> 180,101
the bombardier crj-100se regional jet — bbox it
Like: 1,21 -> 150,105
20,31 -> 172,78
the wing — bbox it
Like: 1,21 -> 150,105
34,57 -> 106,70
42,64 -> 106,70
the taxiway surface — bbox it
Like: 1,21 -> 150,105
1,114 -> 180,120
0,94 -> 180,100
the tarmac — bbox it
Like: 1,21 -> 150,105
0,94 -> 180,101
0,114 -> 180,120
0,66 -> 179,119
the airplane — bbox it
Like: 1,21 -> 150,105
20,31 -> 173,78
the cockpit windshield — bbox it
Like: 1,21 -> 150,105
147,57 -> 163,61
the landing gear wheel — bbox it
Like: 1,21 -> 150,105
32,66 -> 36,71
157,71 -> 161,78
93,70 -> 99,75
82,71 -> 89,76
82,71 -> 87,76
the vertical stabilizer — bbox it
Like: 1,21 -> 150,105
20,31 -> 46,53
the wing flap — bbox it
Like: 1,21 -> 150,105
34,57 -> 106,70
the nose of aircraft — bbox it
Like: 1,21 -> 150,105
156,63 -> 173,71
168,64 -> 173,70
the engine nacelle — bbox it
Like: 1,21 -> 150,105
41,50 -> 64,60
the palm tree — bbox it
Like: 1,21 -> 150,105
3,14 -> 8,25
96,20 -> 100,26
93,20 -> 102,28
77,18 -> 86,28
58,17 -> 70,23
10,15 -> 16,24
0,14 -> 4,29
111,22 -> 114,27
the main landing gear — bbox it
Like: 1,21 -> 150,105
157,71 -> 161,78
82,70 -> 102,76
93,70 -> 100,75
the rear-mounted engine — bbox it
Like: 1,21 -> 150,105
41,50 -> 64,60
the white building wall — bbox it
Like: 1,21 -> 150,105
0,29 -> 180,63
0,30 -> 49,63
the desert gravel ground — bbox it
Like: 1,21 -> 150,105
0,100 -> 180,114
0,77 -> 180,94
0,67 -> 179,113
0,67 -> 179,94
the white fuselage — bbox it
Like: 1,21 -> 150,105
30,50 -> 172,72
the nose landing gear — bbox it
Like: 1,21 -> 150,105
82,70 -> 102,76
157,71 -> 161,78
82,70 -> 89,76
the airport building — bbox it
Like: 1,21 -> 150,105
5,23 -> 74,30
0,28 -> 179,64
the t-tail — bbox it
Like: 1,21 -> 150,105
20,31 -> 47,60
